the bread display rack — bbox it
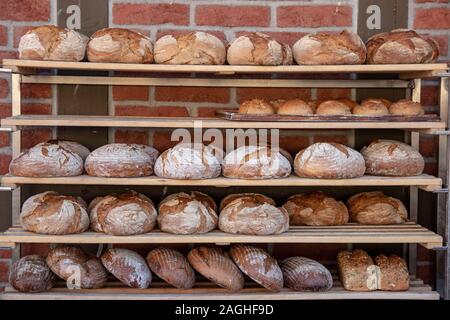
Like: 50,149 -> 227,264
0,59 -> 449,300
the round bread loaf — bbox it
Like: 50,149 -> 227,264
146,247 -> 195,289
9,142 -> 83,177
9,255 -> 57,293
154,143 -> 221,179
282,192 -> 349,226
46,246 -> 107,289
219,193 -> 275,211
19,25 -> 88,61
219,194 -> 289,235
294,143 -> 366,179
20,191 -> 89,235
315,100 -> 352,115
154,32 -> 225,65
389,99 -> 424,116
89,190 -> 157,236
347,191 -> 408,225
293,30 -> 366,65
280,257 -> 333,291
85,143 -> 158,177
157,192 -> 218,234
187,247 -> 244,292
353,98 -> 390,116
238,99 -> 275,115
222,145 -> 291,179
87,28 -> 153,63
338,98 -> 358,110
229,244 -> 283,292
100,248 -> 151,288
277,99 -> 314,115
361,139 -> 424,176
366,29 -> 439,64
227,32 -> 292,66
46,140 -> 90,160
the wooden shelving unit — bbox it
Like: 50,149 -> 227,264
0,59 -> 448,300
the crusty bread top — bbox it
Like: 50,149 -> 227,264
238,99 -> 275,115
315,100 -> 352,115
389,99 -> 424,116
219,193 -> 275,211
277,99 -> 314,115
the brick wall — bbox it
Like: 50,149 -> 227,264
0,0 -> 449,290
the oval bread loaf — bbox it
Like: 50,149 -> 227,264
238,99 -> 275,115
374,254 -> 409,291
9,255 -> 57,293
389,99 -> 424,116
280,257 -> 333,291
219,193 -> 275,211
353,98 -> 390,116
46,140 -> 90,160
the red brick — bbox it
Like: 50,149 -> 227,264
417,246 -> 436,262
0,103 -> 11,119
115,105 -> 189,117
0,260 -> 10,282
0,50 -> 18,60
0,154 -> 12,175
155,87 -> 229,103
21,128 -> 52,150
0,249 -> 11,259
21,244 -> 49,256
13,26 -> 35,48
264,32 -> 307,47
313,135 -> 349,145
279,136 -> 309,155
0,25 -> 7,46
417,264 -> 435,285
272,243 -> 346,261
0,0 -> 50,22
0,78 -> 8,99
196,5 -> 270,27
22,84 -> 51,99
419,136 -> 438,157
113,86 -> 149,101
277,5 -> 352,28
0,132 -> 10,148
421,85 -> 439,106
414,8 -> 450,29
152,131 -> 183,152
113,3 -> 189,26
316,88 -> 352,100
156,29 -> 227,43
22,103 -> 51,115
115,130 -> 149,145
423,162 -> 438,176
197,107 -> 221,117
0,287 -> 4,292
236,88 -> 311,104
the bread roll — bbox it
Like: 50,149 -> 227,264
222,145 -> 291,179
347,191 -> 407,225
238,99 -> 275,115
337,98 -> 358,110
87,28 -> 153,63
293,30 -> 366,65
294,143 -> 366,179
100,248 -> 151,288
85,143 -> 158,177
227,32 -> 292,66
361,139 -> 424,176
280,257 -> 333,291
158,192 -> 218,234
389,99 -> 424,116
47,246 -> 107,289
282,192 -> 349,226
315,100 -> 352,115
46,140 -> 90,160
337,250 -> 376,291
219,193 -> 275,211
366,29 -> 439,64
277,99 -> 314,115
154,143 -> 221,179
19,25 -> 88,61
89,190 -> 157,236
230,244 -> 283,292
9,255 -> 57,293
219,194 -> 289,235
9,142 -> 83,177
353,98 -> 390,116
375,254 -> 409,291
154,32 -> 225,65
187,247 -> 244,292
146,248 -> 195,289
20,191 -> 89,235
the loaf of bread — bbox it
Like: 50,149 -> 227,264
19,25 -> 88,61
46,140 -> 90,160
338,98 -> 358,110
227,32 -> 292,66
347,191 -> 407,225
46,246 -> 107,289
154,32 -> 225,65
361,139 -> 424,176
375,254 -> 409,291
219,194 -> 289,235
89,190 -> 157,236
366,29 -> 439,64
100,248 -> 151,288
294,143 -> 366,179
293,30 -> 366,65
87,28 -> 153,63
238,99 -> 275,115
154,143 -> 222,179
20,191 -> 89,235
315,100 -> 352,115
85,143 -> 158,177
158,191 -> 218,234
282,192 -> 349,226
280,257 -> 333,291
146,247 -> 195,289
277,99 -> 314,115
10,142 -> 83,177
389,99 -> 424,116
222,145 -> 291,179
187,247 -> 244,292
353,98 -> 390,116
9,255 -> 57,293
219,193 -> 275,211
230,244 -> 283,292
337,250 -> 377,291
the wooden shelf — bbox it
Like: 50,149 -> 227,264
0,223 -> 443,249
